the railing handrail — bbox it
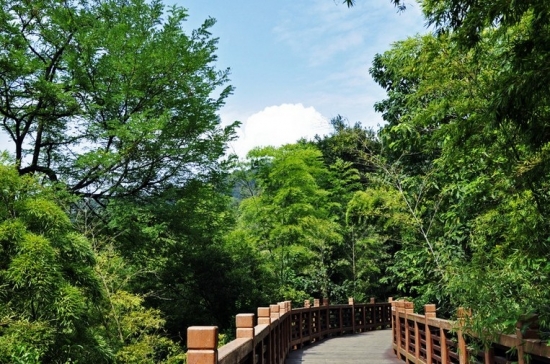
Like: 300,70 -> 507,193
187,297 -> 393,364
391,300 -> 550,364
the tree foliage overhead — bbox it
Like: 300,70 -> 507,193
369,8 -> 550,338
0,0 -> 237,199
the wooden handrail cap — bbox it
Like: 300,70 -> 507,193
187,326 -> 218,350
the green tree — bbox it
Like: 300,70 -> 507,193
371,26 -> 550,337
0,158 -> 106,362
103,179 -> 254,342
235,144 -> 343,302
0,158 -> 186,362
0,0 -> 237,199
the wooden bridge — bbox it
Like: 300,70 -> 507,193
186,298 -> 550,364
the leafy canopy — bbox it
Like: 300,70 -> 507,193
0,0 -> 237,199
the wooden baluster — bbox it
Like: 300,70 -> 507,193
440,327 -> 448,364
187,326 -> 218,364
415,320 -> 420,362
425,304 -> 436,364
457,307 -> 470,364
484,347 -> 495,364
516,320 -> 525,364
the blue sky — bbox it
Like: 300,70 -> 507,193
169,0 -> 428,156
0,0 -> 428,157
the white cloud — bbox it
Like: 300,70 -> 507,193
227,103 -> 332,158
268,0 -> 427,130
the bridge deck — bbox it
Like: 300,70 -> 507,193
285,329 -> 401,364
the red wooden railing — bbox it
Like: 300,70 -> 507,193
391,300 -> 550,364
186,297 -> 393,364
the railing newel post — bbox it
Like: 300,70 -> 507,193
349,297 -> 356,333
370,297 -> 377,329
270,303 -> 280,322
404,301 -> 414,359
425,304 -> 436,364
187,326 -> 218,364
516,320 -> 525,364
457,307 -> 470,364
395,300 -> 405,359
258,307 -> 271,325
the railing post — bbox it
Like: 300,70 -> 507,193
258,307 -> 271,364
278,302 -> 285,361
270,304 -> 280,322
388,297 -> 394,336
349,297 -> 356,333
314,299 -> 320,307
285,300 -> 292,355
187,326 -> 218,364
516,320 -> 525,364
391,298 -> 396,351
304,299 -> 311,308
457,307 -> 470,364
425,304 -> 436,364
270,304 -> 280,363
395,300 -> 404,358
370,297 -> 377,328
279,301 -> 286,315
440,326 -> 448,364
324,298 -> 330,336
236,313 -> 255,339
404,301 -> 414,359
258,307 -> 271,325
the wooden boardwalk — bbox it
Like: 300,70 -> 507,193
285,329 -> 401,364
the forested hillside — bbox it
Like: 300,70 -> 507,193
1,0 -> 550,362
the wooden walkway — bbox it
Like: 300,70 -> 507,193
285,329 -> 400,364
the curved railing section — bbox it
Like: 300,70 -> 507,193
187,297 -> 393,364
391,300 -> 550,364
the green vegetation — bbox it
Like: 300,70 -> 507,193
1,0 -> 550,361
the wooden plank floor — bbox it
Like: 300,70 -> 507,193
285,329 -> 402,364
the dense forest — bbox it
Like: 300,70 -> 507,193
1,0 -> 550,362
